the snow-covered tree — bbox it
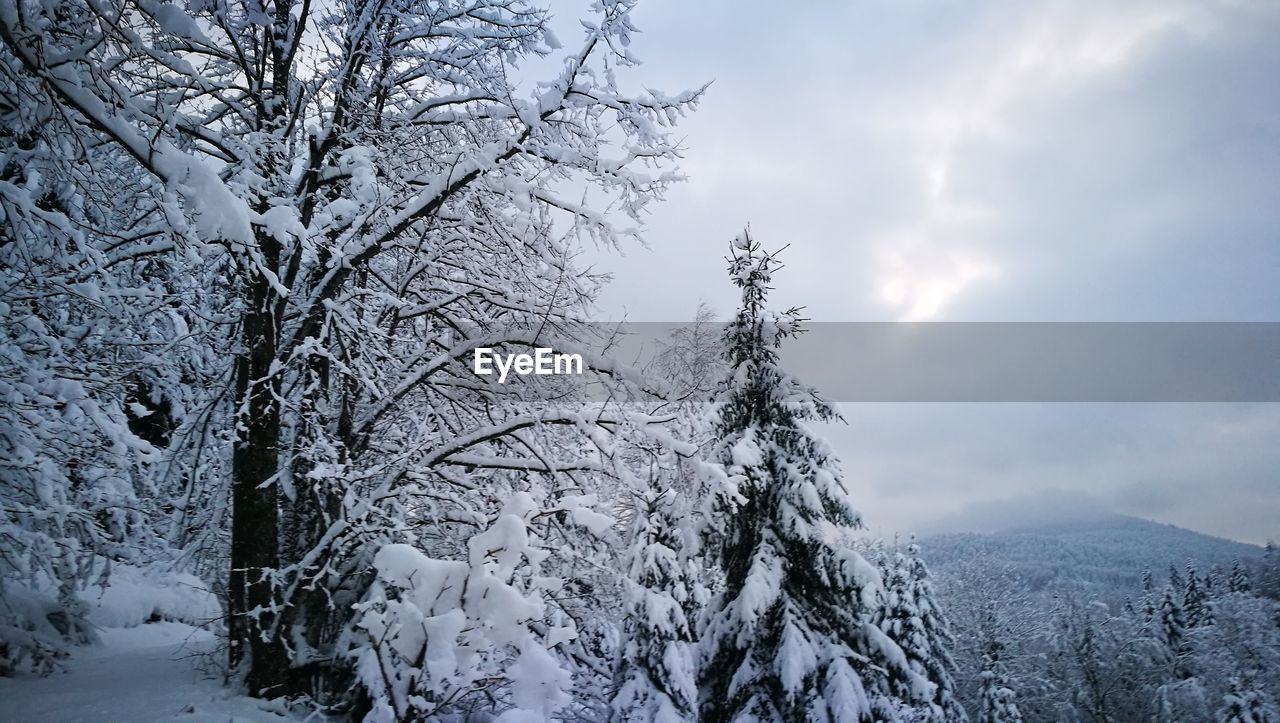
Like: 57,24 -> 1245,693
879,540 -> 968,722
1,0 -> 702,706
932,554 -> 1054,720
698,231 -> 927,723
1260,543 -> 1280,601
353,499 -> 573,720
1207,565 -> 1226,599
1160,586 -> 1191,678
647,301 -> 726,532
1219,678 -> 1276,723
652,302 -> 726,411
976,642 -> 1023,723
1185,563 -> 1213,628
1229,560 -> 1253,595
611,487 -> 697,722
1140,568 -> 1159,623
1049,598 -> 1162,723
1152,677 -> 1211,723
1188,591 -> 1280,723
0,36 -> 206,672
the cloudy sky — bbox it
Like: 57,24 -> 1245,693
549,0 -> 1280,543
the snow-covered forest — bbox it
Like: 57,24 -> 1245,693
2,0 -> 1279,720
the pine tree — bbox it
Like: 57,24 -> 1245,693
976,642 -> 1024,723
1141,568 -> 1159,623
879,541 -> 969,722
1262,543 -> 1280,600
1207,565 -> 1224,598
698,231 -> 926,723
1159,587 -> 1190,678
1229,560 -> 1252,594
611,488 -> 698,722
1185,563 -> 1213,628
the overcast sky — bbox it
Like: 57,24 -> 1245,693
548,0 -> 1280,544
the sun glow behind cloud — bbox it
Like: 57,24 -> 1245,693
877,249 -> 1001,321
866,0 -> 1218,320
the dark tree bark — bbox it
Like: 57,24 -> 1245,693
229,232 -> 288,696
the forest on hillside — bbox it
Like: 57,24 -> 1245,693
2,0 -> 1279,721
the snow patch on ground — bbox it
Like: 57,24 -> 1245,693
0,623 -> 292,722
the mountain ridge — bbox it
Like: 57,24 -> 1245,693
921,513 -> 1263,602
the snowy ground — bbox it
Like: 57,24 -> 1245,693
0,623 -> 293,722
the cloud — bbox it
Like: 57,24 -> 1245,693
876,245 -> 1001,321
860,0 -> 1231,320
923,488 -> 1116,535
572,0 -> 1279,323
543,0 -> 1280,543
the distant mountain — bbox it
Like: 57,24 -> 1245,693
921,514 -> 1263,602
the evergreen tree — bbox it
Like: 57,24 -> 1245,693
879,541 -> 969,722
1230,560 -> 1253,594
698,231 -> 926,723
1185,563 -> 1214,628
1159,587 -> 1190,678
1141,568 -> 1159,623
611,488 -> 697,722
976,642 -> 1024,723
1257,543 -> 1280,600
1208,565 -> 1224,599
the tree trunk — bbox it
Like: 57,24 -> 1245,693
279,354 -> 353,702
229,239 -> 288,696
